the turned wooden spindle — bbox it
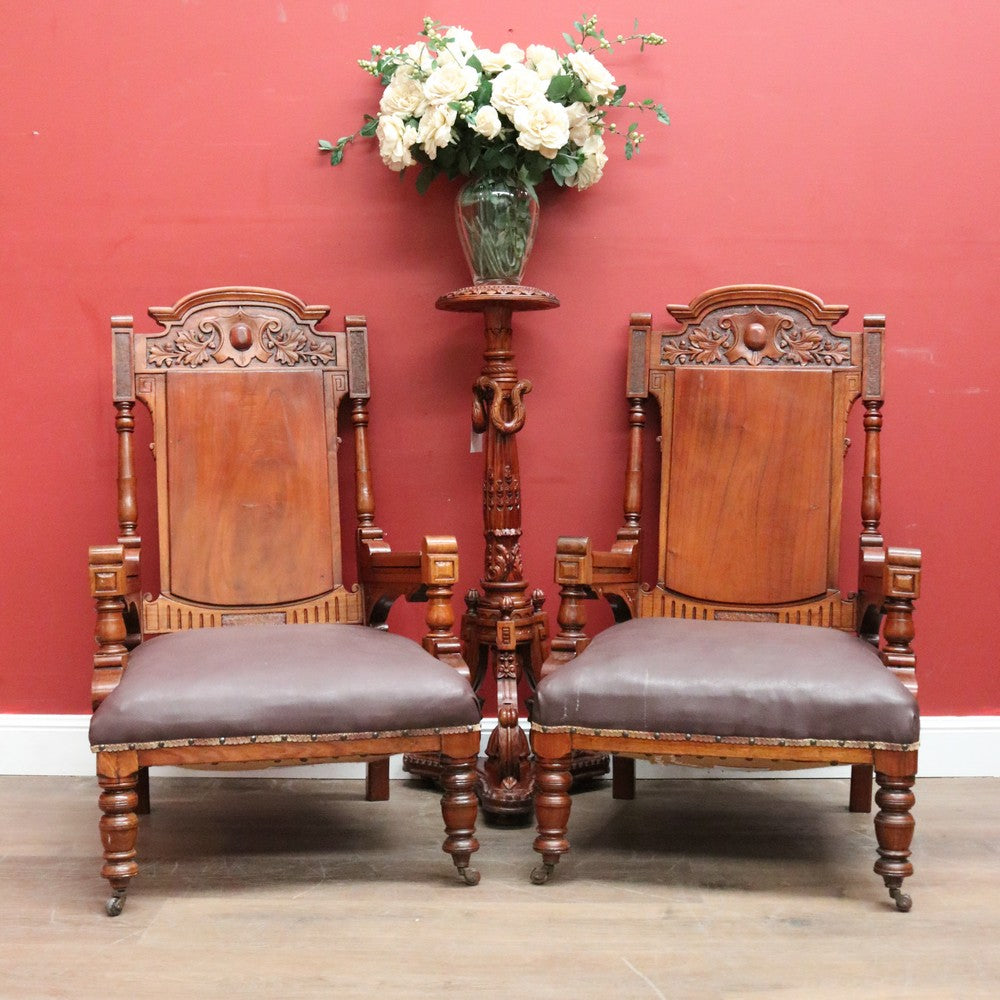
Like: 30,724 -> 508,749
114,400 -> 138,540
882,548 -> 921,694
352,397 -> 377,532
861,399 -> 884,547
620,396 -> 646,541
89,547 -> 129,709
861,314 -> 886,550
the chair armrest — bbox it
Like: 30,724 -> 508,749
543,532 -> 643,680
89,544 -> 132,708
546,537 -> 595,674
858,544 -> 921,695
555,535 -> 640,589
881,547 -> 921,695
358,530 -> 455,606
359,533 -> 470,681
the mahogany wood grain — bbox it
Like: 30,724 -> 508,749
166,370 -> 336,606
665,368 -> 833,605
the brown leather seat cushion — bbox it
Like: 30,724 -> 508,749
532,618 -> 919,748
90,624 -> 480,749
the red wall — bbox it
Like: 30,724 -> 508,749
2,1 -> 997,716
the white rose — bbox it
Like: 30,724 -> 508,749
436,25 -> 476,64
472,105 -> 502,139
401,42 -> 434,75
566,102 -> 595,146
379,74 -> 427,117
567,49 -> 617,102
512,99 -> 570,159
568,133 -> 608,190
417,104 -> 457,160
423,61 -> 479,105
525,44 -> 561,82
475,43 -> 525,74
490,63 -> 547,119
376,114 -> 418,172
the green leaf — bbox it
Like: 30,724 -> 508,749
415,165 -> 436,195
437,145 -> 458,171
360,120 -> 377,138
655,104 -> 670,125
317,139 -> 334,152
611,84 -> 627,106
570,84 -> 593,104
330,147 -> 345,166
474,78 -> 493,105
624,142 -> 633,160
550,154 -> 578,183
562,32 -> 576,48
546,75 -> 575,101
466,53 -> 484,73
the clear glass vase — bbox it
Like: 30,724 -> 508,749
455,174 -> 539,285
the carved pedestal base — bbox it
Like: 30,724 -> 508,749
477,726 -> 534,823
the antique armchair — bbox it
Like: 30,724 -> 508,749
88,288 -> 480,916
530,285 -> 921,910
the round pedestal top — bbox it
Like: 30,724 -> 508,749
436,285 -> 560,313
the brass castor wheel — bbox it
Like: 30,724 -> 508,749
105,892 -> 126,917
530,862 -> 555,885
457,866 -> 481,886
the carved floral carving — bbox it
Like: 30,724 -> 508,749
147,308 -> 337,369
660,306 -> 851,368
486,531 -> 524,582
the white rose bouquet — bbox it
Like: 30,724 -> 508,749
320,15 -> 668,194
320,16 -> 667,282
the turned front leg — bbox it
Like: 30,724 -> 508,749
873,750 -> 917,911
97,752 -> 140,916
531,752 -> 573,884
440,752 -> 481,885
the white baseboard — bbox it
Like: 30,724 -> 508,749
1,715 -> 997,779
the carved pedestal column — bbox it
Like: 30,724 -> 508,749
409,286 -> 556,820
403,284 -> 607,819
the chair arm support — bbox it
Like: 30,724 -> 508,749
544,537 -> 602,679
858,543 -> 921,695
881,547 -> 921,695
89,544 -> 132,708
545,534 -> 643,678
359,533 -> 470,682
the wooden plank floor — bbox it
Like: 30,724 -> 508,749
1,775 -> 997,998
